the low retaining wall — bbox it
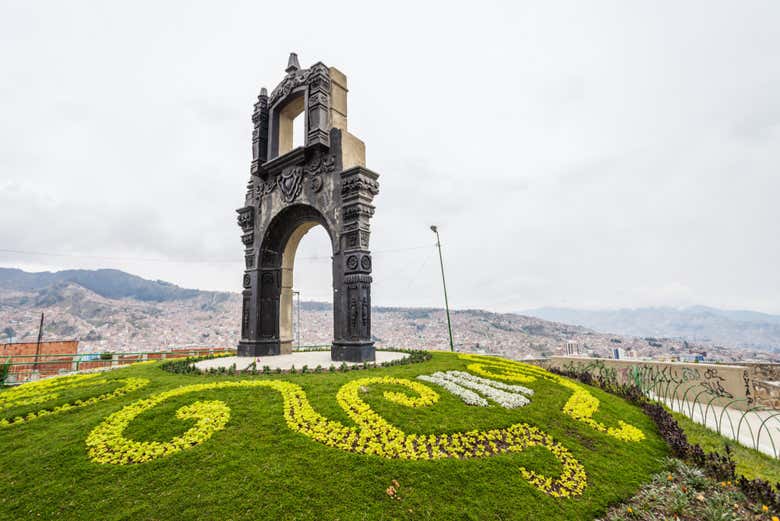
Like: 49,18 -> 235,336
3,347 -> 234,385
530,357 -> 780,410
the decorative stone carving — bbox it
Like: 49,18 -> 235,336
269,69 -> 312,106
350,297 -> 358,331
306,153 -> 335,194
308,92 -> 329,106
241,295 -> 250,336
342,175 -> 379,198
251,87 -> 269,170
243,274 -> 251,288
346,255 -> 359,271
344,231 -> 359,249
344,274 -> 373,285
361,297 -> 369,328
277,166 -> 304,203
343,204 -> 375,221
256,180 -> 275,197
306,154 -> 336,176
236,206 -> 254,231
241,232 -> 254,246
360,255 -> 372,271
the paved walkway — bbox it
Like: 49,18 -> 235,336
656,395 -> 780,458
194,350 -> 408,372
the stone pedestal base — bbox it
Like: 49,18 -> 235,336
331,341 -> 375,362
237,340 -> 293,356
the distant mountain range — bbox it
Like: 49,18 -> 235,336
0,267 -> 203,302
0,267 -> 642,358
524,306 -> 780,351
1,267 -> 778,359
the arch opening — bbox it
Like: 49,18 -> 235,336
279,221 -> 332,351
257,204 -> 335,355
270,90 -> 306,159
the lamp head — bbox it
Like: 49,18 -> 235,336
430,225 -> 438,233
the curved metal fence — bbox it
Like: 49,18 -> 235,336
558,359 -> 780,458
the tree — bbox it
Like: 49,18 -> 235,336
2,327 -> 15,343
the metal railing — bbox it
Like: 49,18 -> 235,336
556,359 -> 780,459
1,346 -> 235,385
0,344 -> 343,386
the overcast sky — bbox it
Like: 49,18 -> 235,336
1,1 -> 778,314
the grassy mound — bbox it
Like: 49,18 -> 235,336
0,352 -> 668,520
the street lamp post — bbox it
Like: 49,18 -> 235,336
430,225 -> 454,352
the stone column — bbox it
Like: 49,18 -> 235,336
331,166 -> 379,362
306,63 -> 331,148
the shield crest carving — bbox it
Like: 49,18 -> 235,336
277,167 -> 303,203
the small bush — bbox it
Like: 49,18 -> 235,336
0,357 -> 10,386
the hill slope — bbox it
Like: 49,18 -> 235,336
1,268 -> 774,362
525,306 -> 780,352
0,267 -> 202,302
0,352 -> 668,520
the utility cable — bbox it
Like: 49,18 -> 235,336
0,244 -> 433,265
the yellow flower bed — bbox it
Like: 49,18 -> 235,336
460,354 -> 645,442
86,376 -> 586,497
0,373 -> 149,428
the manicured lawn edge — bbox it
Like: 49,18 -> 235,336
550,366 -> 780,512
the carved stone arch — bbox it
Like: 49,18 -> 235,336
260,203 -> 335,263
253,204 -> 335,355
237,54 -> 379,362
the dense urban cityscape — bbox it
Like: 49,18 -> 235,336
2,281 -> 777,364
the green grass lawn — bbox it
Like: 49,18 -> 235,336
0,352 -> 669,520
672,410 -> 780,483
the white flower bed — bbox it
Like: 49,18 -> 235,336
445,371 -> 534,396
417,371 -> 534,409
417,374 -> 488,406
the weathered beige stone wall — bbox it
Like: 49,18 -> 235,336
535,357 -> 773,410
328,67 -> 365,170
743,362 -> 780,408
329,67 -> 348,132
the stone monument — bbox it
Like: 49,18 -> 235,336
237,53 -> 379,362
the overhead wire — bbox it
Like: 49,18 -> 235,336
0,244 -> 433,265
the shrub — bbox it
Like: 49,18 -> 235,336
0,358 -> 10,387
